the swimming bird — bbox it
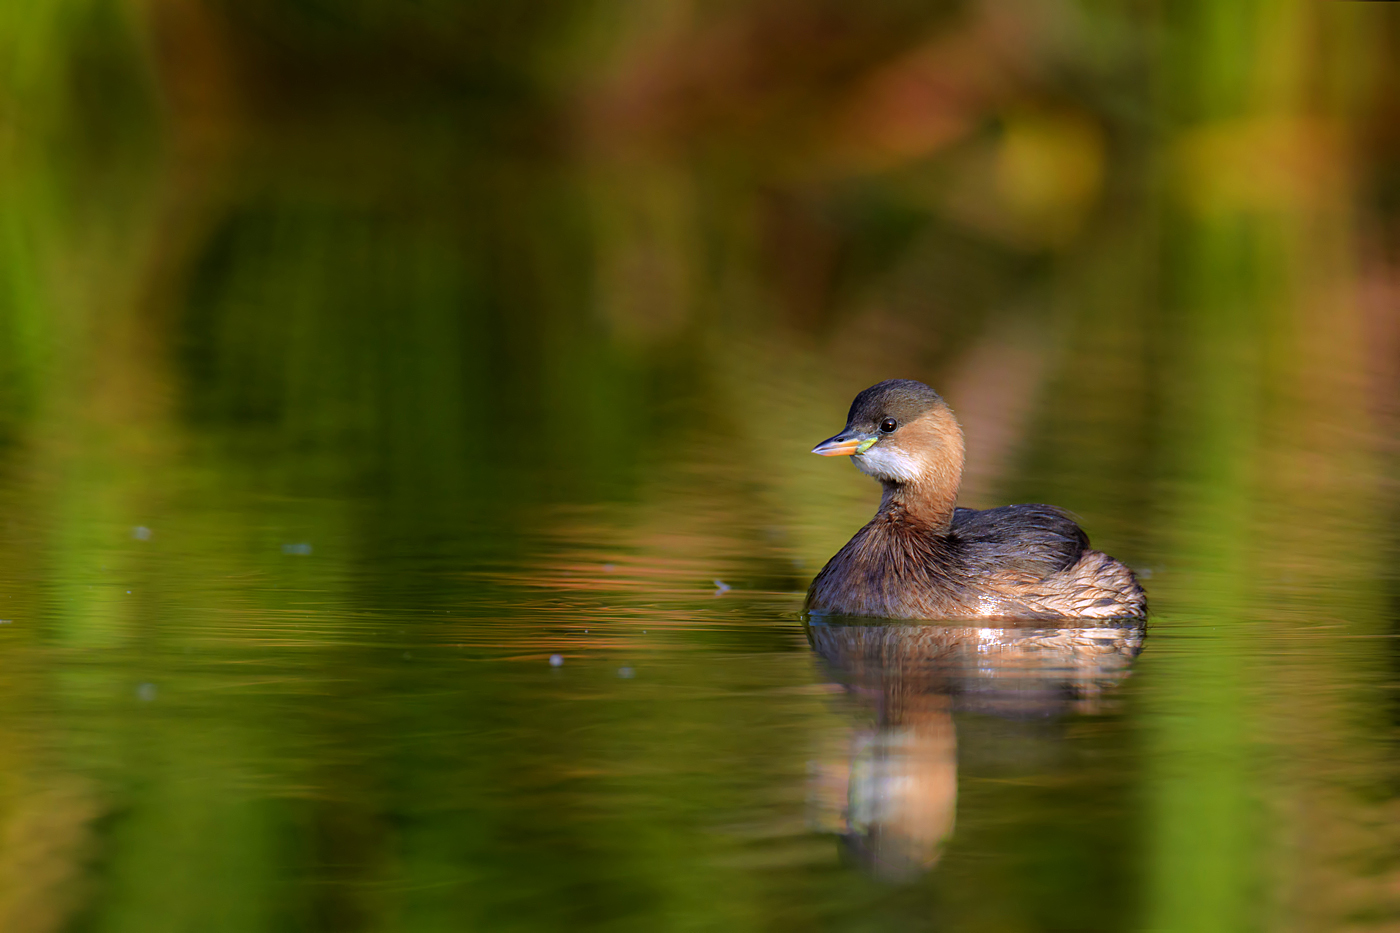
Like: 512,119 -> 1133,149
806,379 -> 1145,620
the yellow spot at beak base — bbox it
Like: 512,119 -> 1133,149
811,434 -> 876,456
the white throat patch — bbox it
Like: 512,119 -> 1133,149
853,444 -> 921,483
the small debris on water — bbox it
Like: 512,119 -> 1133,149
549,654 -> 564,667
602,563 -> 616,572
714,579 -> 731,594
617,666 -> 634,679
136,683 -> 157,702
282,543 -> 313,556
132,526 -> 152,541
126,591 -> 131,595
0,620 -> 11,625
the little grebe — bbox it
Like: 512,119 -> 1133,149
806,379 -> 1146,620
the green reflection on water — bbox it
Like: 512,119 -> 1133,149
1,0 -> 1398,930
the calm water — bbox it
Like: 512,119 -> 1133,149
3,2 -> 1400,930
0,424 -> 1394,932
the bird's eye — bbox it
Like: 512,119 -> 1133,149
879,418 -> 897,433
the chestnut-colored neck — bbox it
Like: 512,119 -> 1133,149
877,412 -> 964,532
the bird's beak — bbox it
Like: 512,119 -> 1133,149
812,430 -> 876,456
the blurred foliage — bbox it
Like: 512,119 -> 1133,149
0,0 -> 1399,931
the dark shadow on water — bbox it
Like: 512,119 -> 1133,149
805,615 -> 1145,882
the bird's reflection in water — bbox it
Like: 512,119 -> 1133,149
805,617 -> 1145,881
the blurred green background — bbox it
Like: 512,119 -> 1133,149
1,1 -> 1399,931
